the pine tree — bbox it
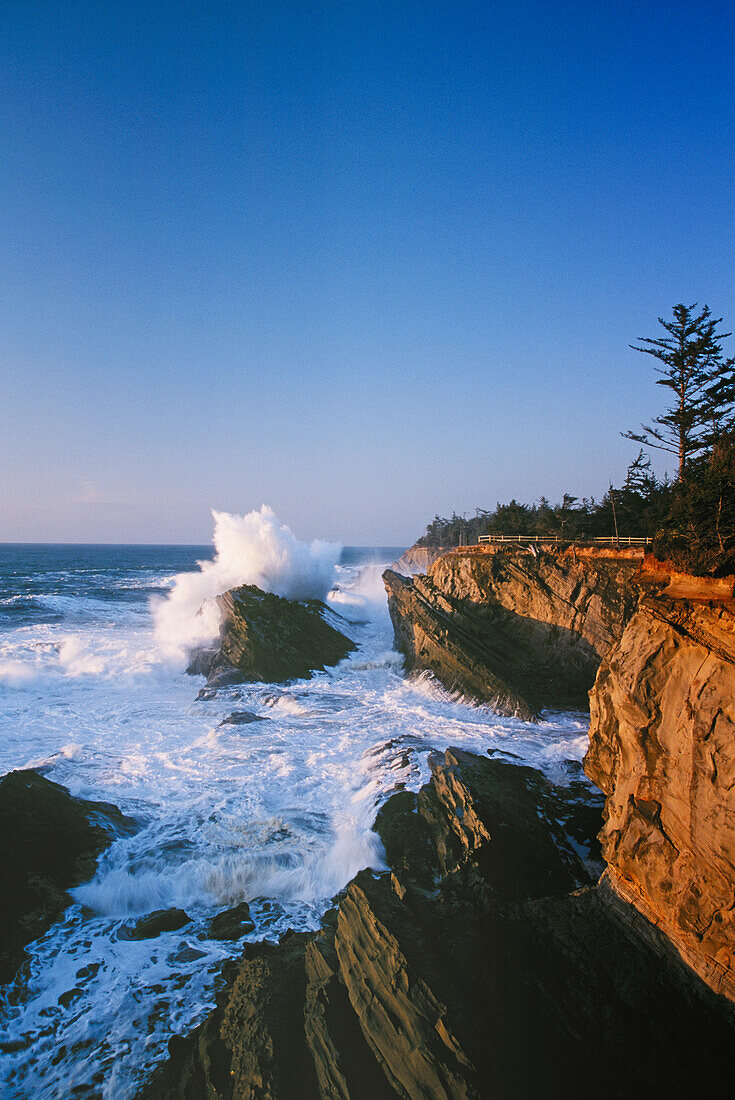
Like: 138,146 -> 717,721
623,303 -> 732,479
699,354 -> 735,454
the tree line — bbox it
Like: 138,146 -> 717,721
416,304 -> 735,576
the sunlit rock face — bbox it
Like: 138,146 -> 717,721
391,544 -> 450,576
383,547 -> 639,718
586,592 -> 735,1002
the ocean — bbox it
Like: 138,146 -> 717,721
0,531 -> 589,1097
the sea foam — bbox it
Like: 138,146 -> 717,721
152,506 -> 341,663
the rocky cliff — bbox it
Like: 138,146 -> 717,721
138,552 -> 735,1096
384,547 -> 639,717
585,590 -> 735,1002
140,748 -> 735,1099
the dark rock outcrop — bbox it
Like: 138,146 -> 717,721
189,585 -> 355,688
586,591 -> 735,1002
140,935 -> 322,1100
0,769 -> 137,983
206,902 -> 256,941
119,908 -> 191,941
218,711 -> 267,727
384,547 -> 639,716
140,749 -> 735,1099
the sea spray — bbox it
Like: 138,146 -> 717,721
152,506 -> 341,662
328,561 -> 393,621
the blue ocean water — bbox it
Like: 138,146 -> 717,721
0,544 -> 401,627
0,536 -> 588,1098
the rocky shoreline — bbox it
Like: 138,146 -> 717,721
4,547 -> 735,1097
137,546 -> 735,1097
138,746 -> 735,1099
384,545 -> 639,717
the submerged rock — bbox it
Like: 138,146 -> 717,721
0,768 -> 137,983
140,748 -> 735,1099
188,584 -> 355,688
119,908 -> 191,941
218,711 -> 267,727
206,902 -> 256,941
384,547 -> 639,716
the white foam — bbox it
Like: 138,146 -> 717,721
0,658 -> 42,688
152,506 -> 341,663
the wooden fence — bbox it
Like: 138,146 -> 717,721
477,534 -> 652,546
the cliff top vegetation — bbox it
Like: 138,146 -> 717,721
417,304 -> 735,577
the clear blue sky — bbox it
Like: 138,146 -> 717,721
2,0 -> 733,543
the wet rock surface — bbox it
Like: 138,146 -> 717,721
0,768 -> 137,983
218,711 -> 267,727
206,903 -> 256,941
139,748 -> 735,1099
119,908 -> 191,941
383,548 -> 638,716
189,585 -> 355,688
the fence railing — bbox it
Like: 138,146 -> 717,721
477,534 -> 652,547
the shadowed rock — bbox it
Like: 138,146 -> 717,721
189,585 -> 355,689
383,548 -> 638,716
206,903 -> 256,941
139,748 -> 735,1099
0,768 -> 137,983
119,908 -> 191,941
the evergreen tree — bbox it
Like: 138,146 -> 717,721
699,354 -> 735,454
623,303 -> 732,479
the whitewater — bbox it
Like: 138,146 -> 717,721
0,510 -> 589,1098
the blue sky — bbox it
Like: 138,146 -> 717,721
2,0 -> 734,543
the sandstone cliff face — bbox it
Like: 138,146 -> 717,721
586,593 -> 735,1001
384,548 -> 638,716
140,749 -> 735,1100
392,545 -> 450,575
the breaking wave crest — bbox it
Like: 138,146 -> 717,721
152,506 -> 341,662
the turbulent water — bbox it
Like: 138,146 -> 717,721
0,516 -> 590,1098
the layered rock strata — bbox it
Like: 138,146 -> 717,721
189,585 -> 355,688
0,769 -> 136,983
392,545 -> 451,576
586,591 -> 735,1002
140,749 -> 735,1099
384,547 -> 639,717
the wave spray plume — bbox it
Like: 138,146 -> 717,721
153,506 -> 341,661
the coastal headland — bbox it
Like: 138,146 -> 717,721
143,543 -> 735,1095
4,540 -> 735,1097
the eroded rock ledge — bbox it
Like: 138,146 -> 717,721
586,591 -> 735,1003
383,547 -> 639,717
140,749 -> 735,1100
